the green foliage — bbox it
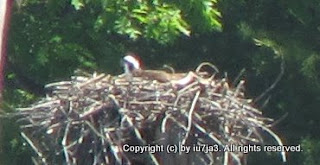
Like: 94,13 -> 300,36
301,137 -> 320,165
283,0 -> 320,27
301,54 -> 320,86
4,0 -> 320,164
3,88 -> 36,108
175,0 -> 222,32
0,120 -> 32,165
9,2 -> 98,85
70,0 -> 221,44
71,0 -> 84,10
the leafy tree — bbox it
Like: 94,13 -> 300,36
3,0 -> 222,164
2,0 -> 320,164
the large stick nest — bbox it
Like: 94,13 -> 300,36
16,63 -> 286,165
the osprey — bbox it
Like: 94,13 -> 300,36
122,53 -> 198,86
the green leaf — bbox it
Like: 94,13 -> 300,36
71,0 -> 84,10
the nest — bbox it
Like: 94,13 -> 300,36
16,63 -> 286,165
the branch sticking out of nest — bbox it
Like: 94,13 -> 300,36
15,62 -> 286,165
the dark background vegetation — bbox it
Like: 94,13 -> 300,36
1,0 -> 320,164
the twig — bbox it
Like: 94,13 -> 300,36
21,132 -> 48,165
254,50 -> 285,103
181,90 -> 200,145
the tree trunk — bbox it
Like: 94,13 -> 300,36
0,0 -> 13,161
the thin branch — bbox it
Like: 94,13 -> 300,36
254,49 -> 285,103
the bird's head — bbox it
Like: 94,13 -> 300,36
122,52 -> 142,74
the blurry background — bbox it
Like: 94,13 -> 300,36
1,0 -> 320,164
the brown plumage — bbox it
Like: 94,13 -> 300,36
122,53 -> 200,86
130,69 -> 187,83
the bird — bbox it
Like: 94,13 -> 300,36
121,53 -> 199,86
